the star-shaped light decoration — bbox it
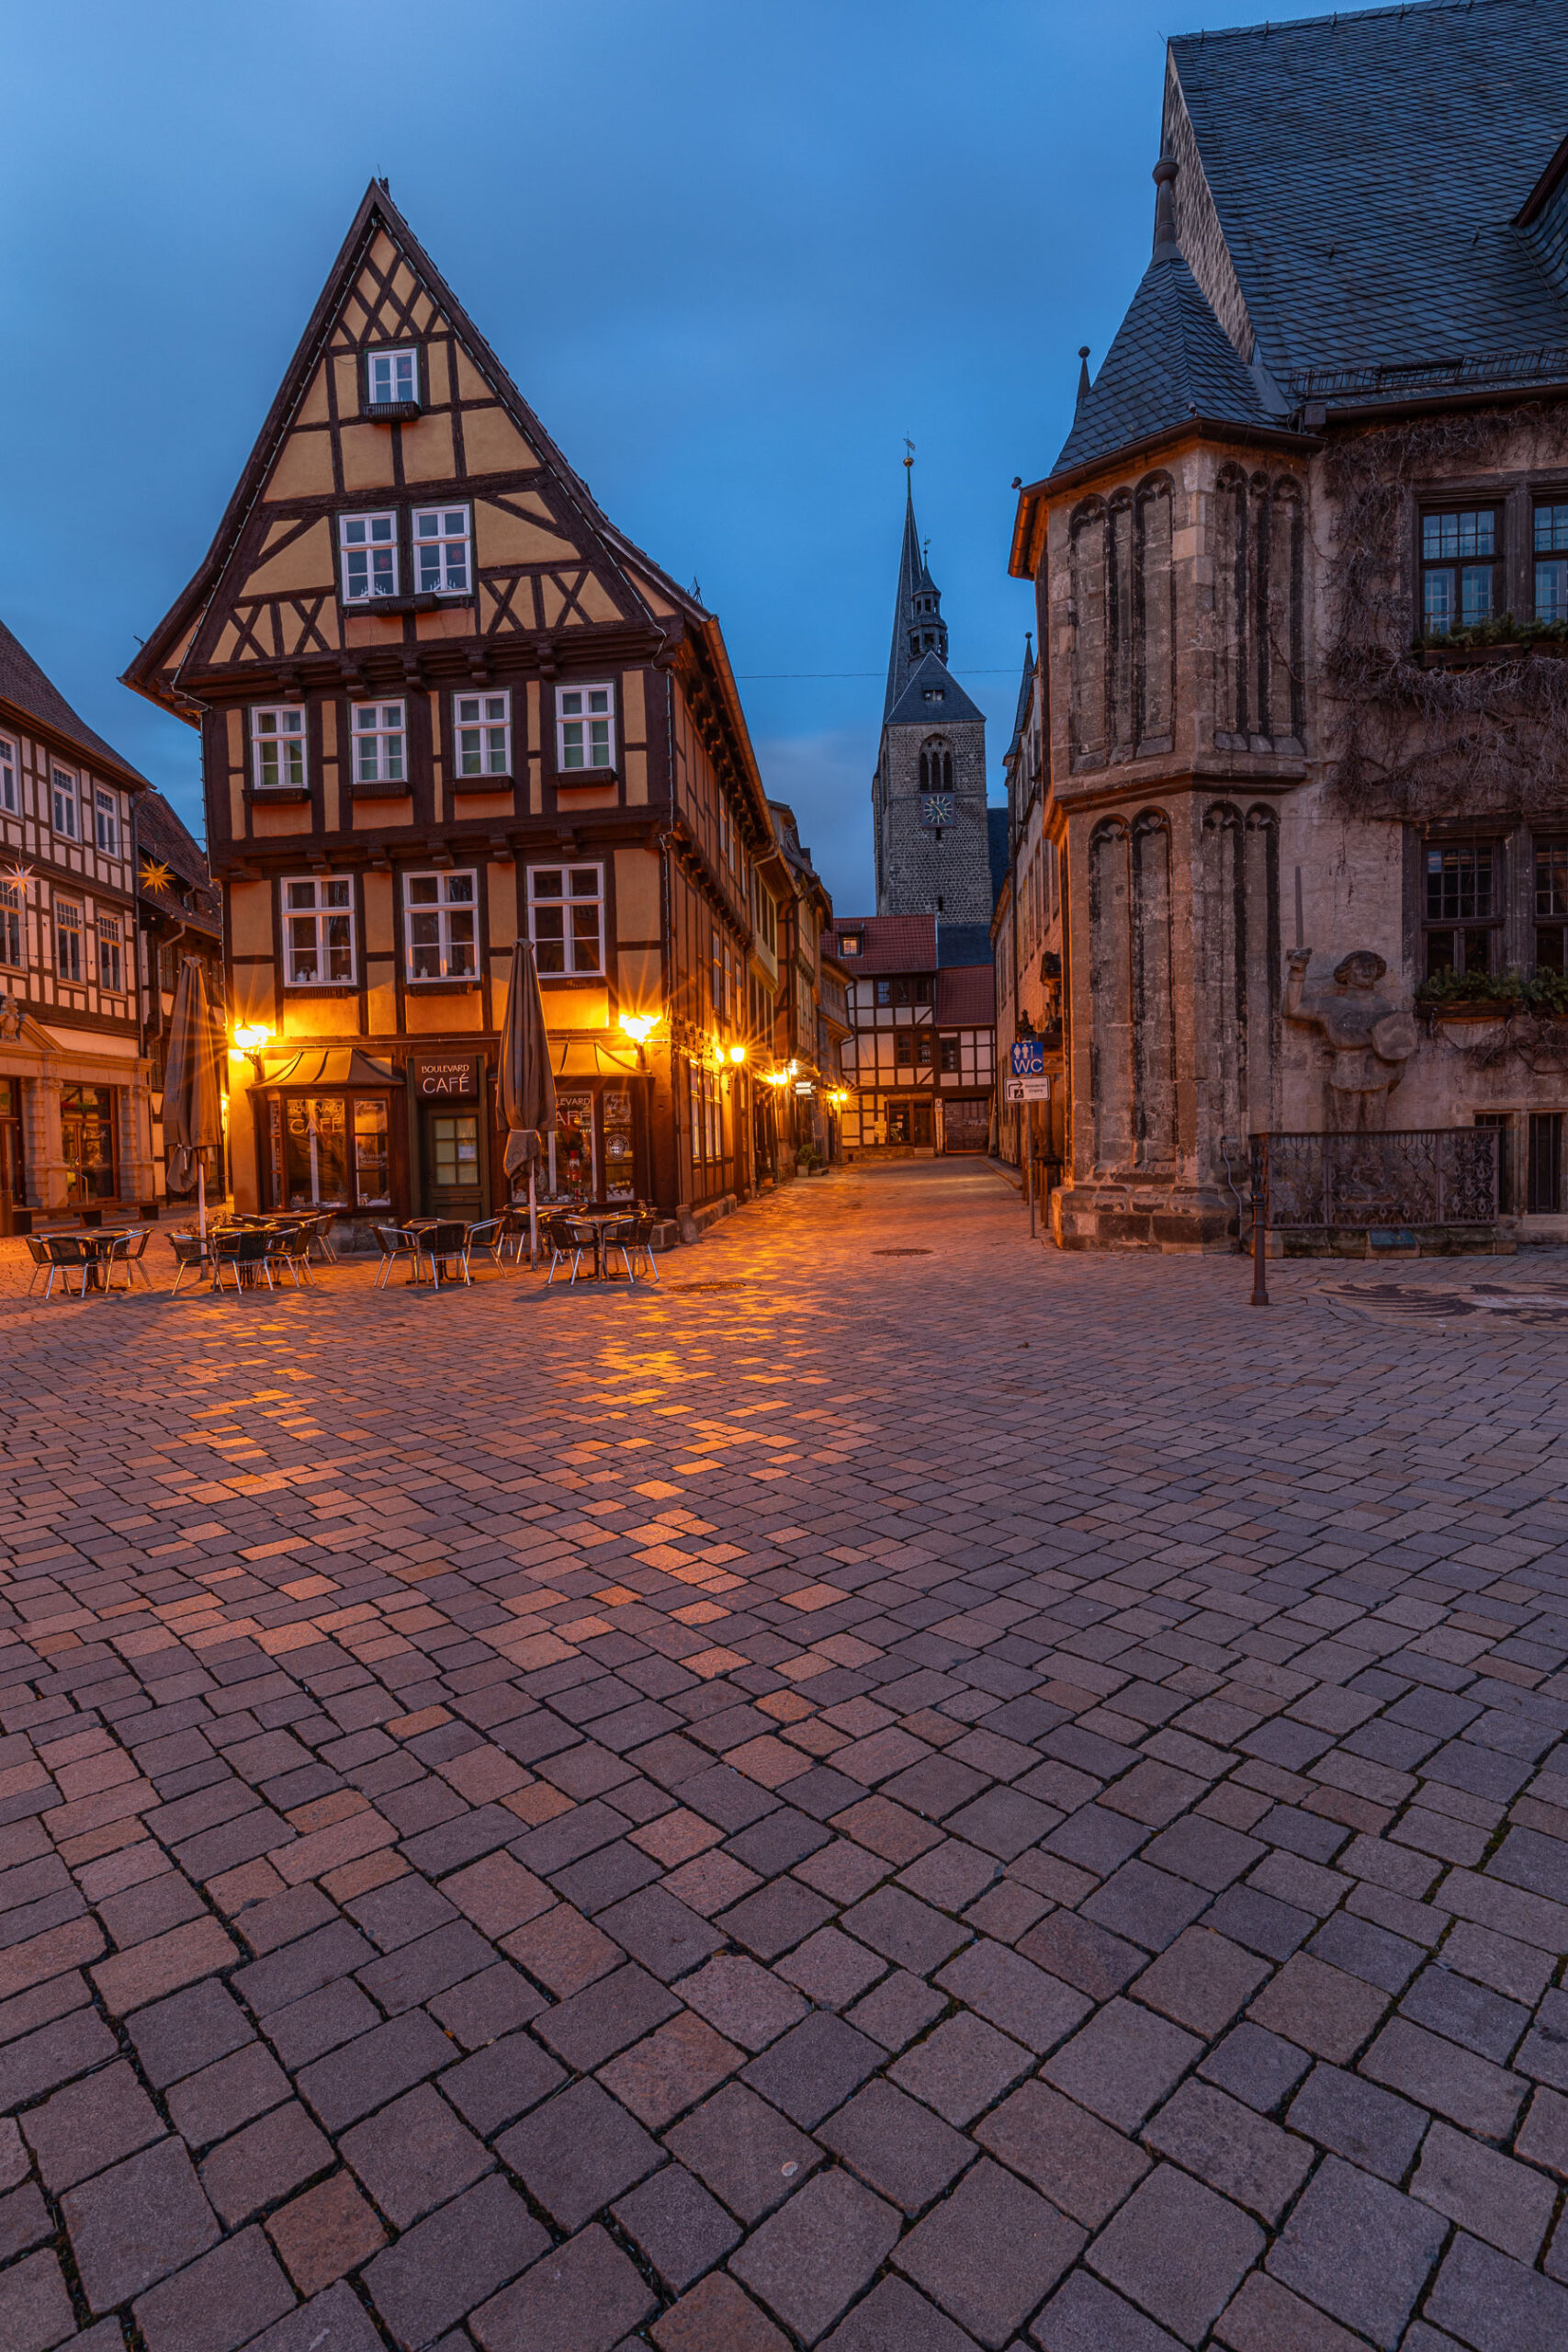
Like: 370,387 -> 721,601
139,858 -> 175,895
7,864 -> 32,893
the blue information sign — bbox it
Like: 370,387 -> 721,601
1010,1039 -> 1045,1078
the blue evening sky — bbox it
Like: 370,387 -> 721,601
2,0 -> 1284,914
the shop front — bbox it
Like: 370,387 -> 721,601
243,1038 -> 653,1235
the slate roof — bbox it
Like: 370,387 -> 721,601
886,650 -> 985,729
987,808 -> 1011,907
885,477 -> 939,720
830,913 -> 936,976
938,920 -> 996,970
0,616 -> 147,786
936,965 -> 996,1026
1168,0 -> 1568,387
1055,236 -> 1272,473
1005,640 -> 1035,761
1052,0 -> 1568,478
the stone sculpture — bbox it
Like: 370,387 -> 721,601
1284,949 -> 1417,1130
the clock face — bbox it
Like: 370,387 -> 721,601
920,793 -> 954,829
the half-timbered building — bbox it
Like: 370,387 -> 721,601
0,616 -> 152,1227
831,913 -> 997,1157
125,182 -> 771,1235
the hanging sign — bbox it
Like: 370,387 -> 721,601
1005,1076 -> 1052,1103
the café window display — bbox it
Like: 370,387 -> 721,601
265,1095 -> 392,1214
553,1089 -> 596,1198
62,1084 -> 118,1202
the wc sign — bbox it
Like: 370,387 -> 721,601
1010,1040 -> 1045,1078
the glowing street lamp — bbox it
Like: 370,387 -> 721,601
619,1011 -> 659,1045
728,1044 -> 747,1065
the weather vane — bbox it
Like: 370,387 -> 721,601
903,435 -> 915,470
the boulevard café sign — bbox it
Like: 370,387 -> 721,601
411,1056 -> 479,1099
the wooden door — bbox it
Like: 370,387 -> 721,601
423,1107 -> 484,1216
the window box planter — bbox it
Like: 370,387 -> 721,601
554,767 -> 619,792
363,401 -> 422,423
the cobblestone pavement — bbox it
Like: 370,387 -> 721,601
5,1160 -> 1568,2352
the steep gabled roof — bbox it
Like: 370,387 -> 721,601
1167,0 -> 1568,385
1005,639 -> 1035,761
886,649 -> 985,729
0,616 -> 147,786
124,179 -> 708,707
1054,211 -> 1271,473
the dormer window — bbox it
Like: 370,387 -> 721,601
840,933 -> 862,957
923,687 -> 945,703
365,347 -> 420,416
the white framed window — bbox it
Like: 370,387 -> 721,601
454,691 -> 511,778
367,347 -> 418,405
404,870 -> 478,981
352,701 -> 406,786
339,513 -> 399,603
52,768 -> 78,840
96,911 -> 123,992
252,707 -> 307,791
413,505 -> 471,596
528,863 -> 604,977
0,738 -> 16,815
284,876 -> 355,985
55,899 -> 84,982
0,880 -> 22,968
557,683 -> 615,773
95,791 -> 119,854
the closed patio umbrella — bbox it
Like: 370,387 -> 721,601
164,957 -> 226,1241
499,939 -> 556,1267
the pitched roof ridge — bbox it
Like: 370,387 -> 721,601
126,180 -> 706,703
1171,0 -> 1499,50
0,614 -> 148,785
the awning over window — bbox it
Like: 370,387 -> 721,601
552,1039 -> 644,1079
256,1048 -> 400,1088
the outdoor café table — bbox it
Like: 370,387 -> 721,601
404,1217 -> 469,1284
38,1227 -> 133,1295
567,1205 -> 636,1279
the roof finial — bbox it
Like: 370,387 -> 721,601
1152,155 -> 1180,261
903,435 -> 915,473
1077,345 -> 1091,402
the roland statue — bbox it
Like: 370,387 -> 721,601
1284,949 -> 1417,1131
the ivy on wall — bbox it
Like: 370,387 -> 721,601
1323,401 -> 1568,821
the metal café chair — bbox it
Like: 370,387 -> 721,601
23,1235 -> 54,1296
212,1228 -> 274,1295
372,1226 -> 423,1288
545,1212 -> 599,1286
167,1232 -> 212,1298
621,1209 -> 660,1283
463,1216 -> 507,1275
425,1218 -> 471,1288
102,1230 -> 155,1293
265,1223 -> 314,1288
304,1209 -> 338,1263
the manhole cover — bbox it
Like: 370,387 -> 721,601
873,1249 -> 933,1257
663,1281 -> 748,1294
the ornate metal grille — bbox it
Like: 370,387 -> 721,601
1255,1129 -> 1499,1229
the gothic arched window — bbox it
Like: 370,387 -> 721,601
919,738 -> 953,795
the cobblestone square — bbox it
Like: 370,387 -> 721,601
5,1160 -> 1568,2349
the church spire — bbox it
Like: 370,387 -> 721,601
884,452 -> 949,721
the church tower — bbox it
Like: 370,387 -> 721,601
872,464 -> 989,920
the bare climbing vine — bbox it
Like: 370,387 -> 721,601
1322,401 -> 1568,821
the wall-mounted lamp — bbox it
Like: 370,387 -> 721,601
619,1012 -> 660,1045
728,1044 -> 747,1065
232,1023 -> 272,1080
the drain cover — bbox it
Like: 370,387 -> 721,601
873,1248 -> 933,1257
664,1280 -> 748,1294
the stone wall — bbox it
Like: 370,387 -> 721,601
874,713 -> 991,921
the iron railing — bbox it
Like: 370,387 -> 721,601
1290,347 -> 1568,403
1250,1129 -> 1499,1231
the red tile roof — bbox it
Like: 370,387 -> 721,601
937,965 -> 996,1025
831,914 -> 937,977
